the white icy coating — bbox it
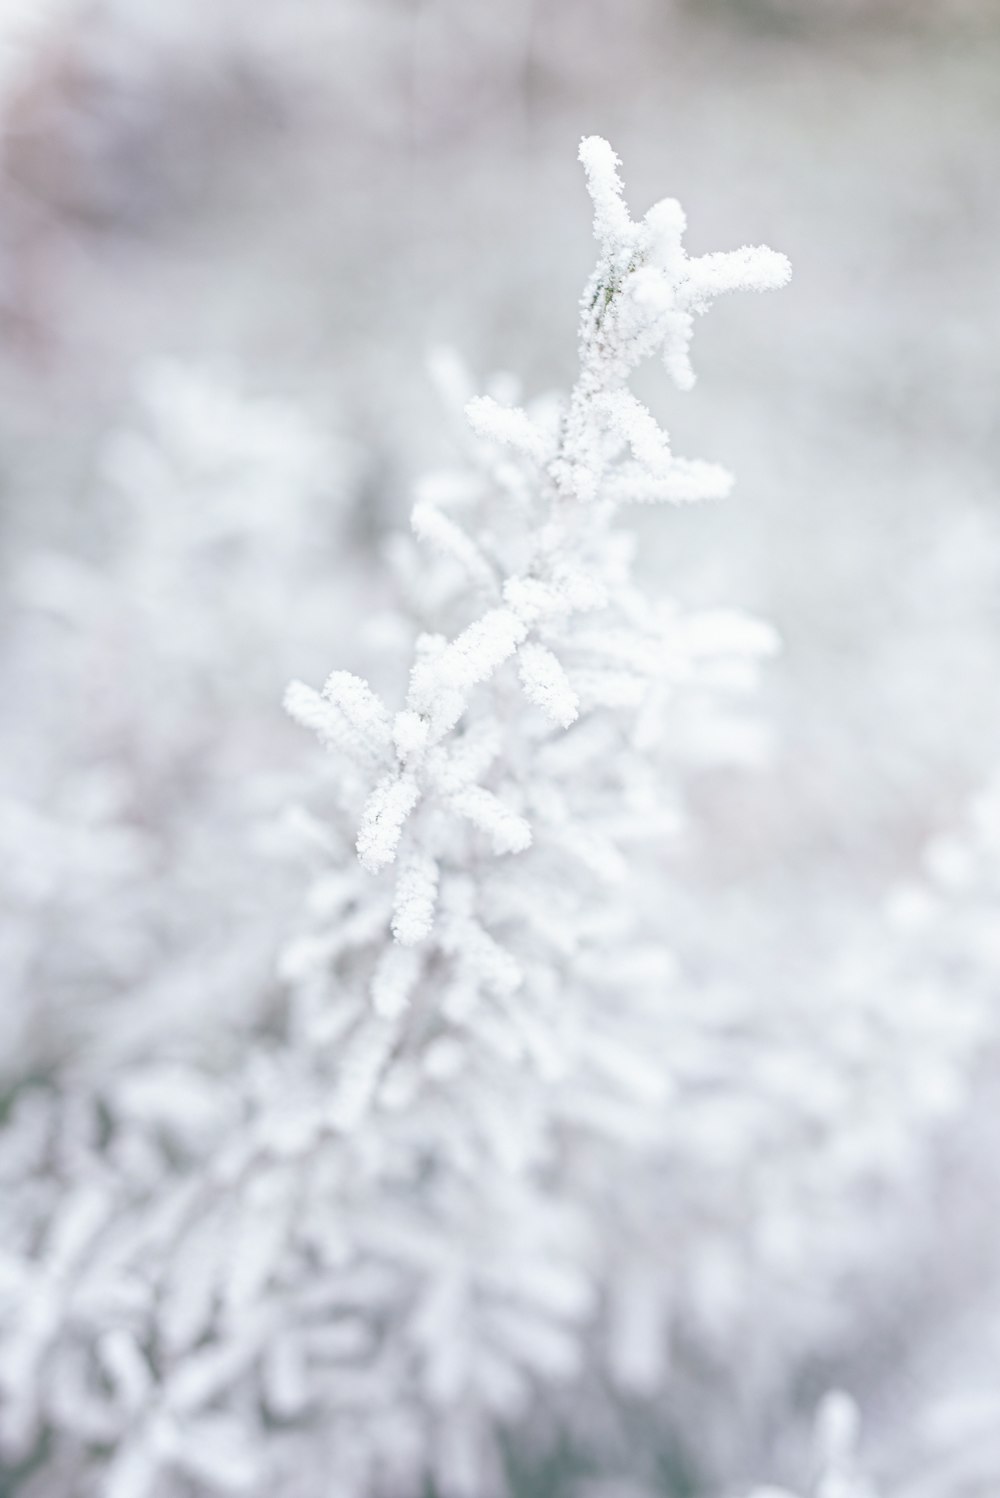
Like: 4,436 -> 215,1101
0,140 -> 791,1498
0,5 -> 998,1495
1,106 -> 996,1498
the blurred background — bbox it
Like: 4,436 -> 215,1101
1,1 -> 999,1494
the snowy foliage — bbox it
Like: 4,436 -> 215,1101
0,363 -> 353,1077
1,2 -> 999,1494
0,139 -> 792,1498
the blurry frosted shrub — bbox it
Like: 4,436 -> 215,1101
0,363 -> 358,1075
0,138 -> 793,1498
1,112 -> 994,1498
719,779 -> 1000,1498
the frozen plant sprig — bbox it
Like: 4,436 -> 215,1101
0,140 -> 790,1498
563,137 -> 789,489
287,134 -> 790,928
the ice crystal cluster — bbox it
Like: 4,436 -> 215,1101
0,140 -> 793,1498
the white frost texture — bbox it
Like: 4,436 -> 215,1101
4,125 -> 996,1498
0,137 -> 798,1498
